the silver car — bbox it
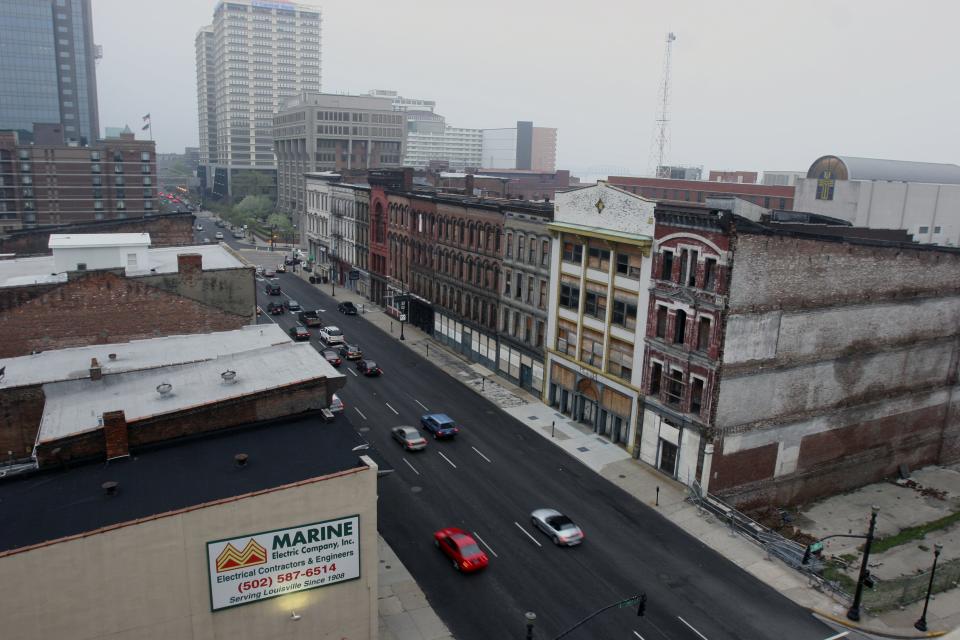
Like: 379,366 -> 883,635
530,509 -> 584,546
391,426 -> 427,451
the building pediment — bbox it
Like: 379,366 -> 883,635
554,181 -> 655,238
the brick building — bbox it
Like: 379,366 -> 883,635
0,235 -> 254,358
607,175 -> 793,210
707,170 -> 758,184
637,202 -> 960,507
434,169 -> 578,201
0,127 -> 157,228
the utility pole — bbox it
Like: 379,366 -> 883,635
847,506 -> 880,621
648,32 -> 677,177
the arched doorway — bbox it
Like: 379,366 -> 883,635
575,378 -> 600,430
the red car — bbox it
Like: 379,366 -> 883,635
322,349 -> 342,367
433,528 -> 488,573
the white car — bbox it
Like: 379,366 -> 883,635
530,509 -> 585,546
329,393 -> 344,413
319,325 -> 345,345
215,231 -> 224,240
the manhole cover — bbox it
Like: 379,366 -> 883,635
576,446 -> 590,452
411,486 -> 422,493
528,416 -> 539,420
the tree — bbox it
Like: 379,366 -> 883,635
235,195 -> 273,220
230,171 -> 274,198
266,212 -> 293,234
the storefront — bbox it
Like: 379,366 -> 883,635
546,357 -> 638,448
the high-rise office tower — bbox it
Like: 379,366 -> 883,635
195,0 -> 322,200
0,0 -> 101,145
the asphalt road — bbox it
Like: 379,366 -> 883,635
197,220 -> 837,640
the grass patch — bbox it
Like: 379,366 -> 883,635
838,553 -> 857,563
871,510 -> 960,554
821,560 -> 857,592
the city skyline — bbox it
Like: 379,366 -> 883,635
92,0 -> 960,175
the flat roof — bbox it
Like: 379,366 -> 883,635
1,324 -> 289,391
48,233 -> 150,249
0,416 -> 369,554
0,243 -> 245,288
38,341 -> 344,443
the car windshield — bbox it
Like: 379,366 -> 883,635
403,429 -> 418,439
323,351 -> 337,357
452,537 -> 482,556
547,515 -> 576,530
365,361 -> 377,368
327,328 -> 342,336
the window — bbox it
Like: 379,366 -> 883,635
686,250 -> 698,286
541,240 -> 549,266
935,226 -> 942,234
515,272 -> 522,300
584,282 -> 607,319
697,317 -> 712,352
660,250 -> 674,280
559,282 -> 580,310
562,241 -> 583,263
518,235 -> 525,262
704,258 -> 717,291
674,310 -> 687,345
504,270 -> 511,296
607,339 -> 633,381
679,250 -> 689,285
617,248 -> 643,278
536,320 -> 545,347
655,305 -> 667,338
649,362 -> 662,394
539,280 -> 547,309
528,241 -> 535,264
919,226 -> 929,234
140,152 -> 150,161
666,370 -> 684,406
90,151 -> 100,161
526,276 -> 534,303
612,299 -> 638,329
580,329 -> 604,366
690,378 -> 705,415
557,319 -> 577,356
587,244 -> 610,270
816,171 -> 835,200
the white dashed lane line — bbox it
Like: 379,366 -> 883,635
514,522 -> 542,548
437,451 -> 457,469
472,532 -> 498,558
402,458 -> 420,476
414,398 -> 429,411
354,407 -> 367,421
471,446 -> 492,463
385,402 -> 399,415
348,368 -> 358,377
678,616 -> 709,640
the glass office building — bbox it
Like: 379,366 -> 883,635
0,0 -> 100,145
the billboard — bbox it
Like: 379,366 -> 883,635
206,515 -> 360,611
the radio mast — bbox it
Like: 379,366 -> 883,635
650,32 -> 677,177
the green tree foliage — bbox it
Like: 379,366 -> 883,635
235,195 -> 273,219
230,171 -> 274,198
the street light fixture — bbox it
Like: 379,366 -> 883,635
847,505 -> 880,622
915,543 -> 944,632
524,611 -> 536,640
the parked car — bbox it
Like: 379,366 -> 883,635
265,279 -> 281,295
288,325 -> 311,341
214,231 -> 224,240
338,344 -> 363,360
263,267 -> 276,278
530,509 -> 585,546
322,349 -> 342,367
255,265 -> 265,277
356,359 -> 382,376
338,301 -> 357,315
267,301 -> 285,315
298,310 -> 323,327
420,413 -> 459,439
319,326 -> 345,345
276,263 -> 286,273
202,237 -> 210,244
391,426 -> 427,451
287,299 -> 301,311
195,224 -> 204,231
433,528 -> 488,573
284,256 -> 300,266
329,393 -> 344,413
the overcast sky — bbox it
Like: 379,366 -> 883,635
94,0 -> 960,177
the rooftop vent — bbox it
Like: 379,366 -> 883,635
108,353 -> 117,361
102,480 -> 119,496
221,369 -> 238,383
156,382 -> 173,397
234,453 -> 249,468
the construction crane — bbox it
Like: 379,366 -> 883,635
649,32 -> 677,178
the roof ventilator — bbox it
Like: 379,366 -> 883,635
234,453 -> 249,468
221,370 -> 238,384
156,382 -> 173,397
102,481 -> 119,496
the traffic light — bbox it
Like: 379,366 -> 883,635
863,570 -> 875,589
802,541 -> 824,565
637,593 -> 647,617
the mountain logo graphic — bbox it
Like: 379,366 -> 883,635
215,539 -> 268,572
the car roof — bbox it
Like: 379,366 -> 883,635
324,325 -> 341,331
531,508 -> 562,519
394,425 -> 418,433
322,349 -> 338,355
424,413 -> 453,422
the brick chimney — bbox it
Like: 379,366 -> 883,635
464,174 -> 475,196
401,167 -> 413,191
90,357 -> 102,380
177,253 -> 203,274
103,410 -> 130,460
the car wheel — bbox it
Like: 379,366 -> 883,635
452,559 -> 460,572
552,535 -> 560,546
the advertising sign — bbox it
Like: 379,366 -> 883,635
206,515 -> 360,611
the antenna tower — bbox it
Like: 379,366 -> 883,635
649,32 -> 676,177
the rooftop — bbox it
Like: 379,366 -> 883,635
0,324 -> 289,391
48,233 -> 150,249
807,155 -> 960,184
0,416 -> 369,554
0,243 -> 245,288
38,341 -> 344,444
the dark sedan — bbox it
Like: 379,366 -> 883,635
338,301 -> 358,315
288,325 -> 311,341
322,349 -> 342,367
338,344 -> 363,360
356,359 -> 382,376
267,301 -> 285,315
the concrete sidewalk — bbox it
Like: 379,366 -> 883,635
255,252 -> 958,638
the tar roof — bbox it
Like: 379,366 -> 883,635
48,233 -> 150,249
0,416 -> 369,553
38,341 -> 344,443
0,243 -> 245,288
0,324 -> 289,391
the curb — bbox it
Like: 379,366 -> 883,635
811,610 -> 947,639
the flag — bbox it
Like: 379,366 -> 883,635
142,113 -> 150,121
141,123 -> 150,131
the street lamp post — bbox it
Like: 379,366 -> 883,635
915,543 -> 944,632
524,611 -> 536,639
847,506 -> 880,621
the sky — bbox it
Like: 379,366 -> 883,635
94,0 -> 960,177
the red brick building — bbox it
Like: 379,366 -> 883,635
608,175 -> 793,210
706,170 -> 758,184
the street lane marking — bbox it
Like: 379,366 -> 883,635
414,398 -> 429,411
385,402 -> 399,415
822,634 -> 849,640
677,617 -> 708,640
354,407 -> 367,420
472,531 -> 498,558
437,451 -> 457,469
471,446 -> 492,463
514,522 -> 542,547
348,368 -> 358,377
633,632 -> 645,640
402,458 -> 420,476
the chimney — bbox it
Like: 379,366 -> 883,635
90,357 -> 102,380
401,167 -> 413,192
464,174 -> 475,196
177,253 -> 203,274
102,410 -> 130,460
